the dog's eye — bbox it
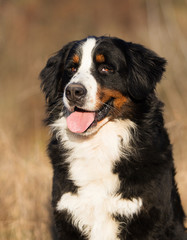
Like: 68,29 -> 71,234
71,67 -> 77,73
100,66 -> 114,74
101,67 -> 109,72
66,66 -> 77,74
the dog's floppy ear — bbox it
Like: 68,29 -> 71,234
126,43 -> 166,100
40,42 -> 74,103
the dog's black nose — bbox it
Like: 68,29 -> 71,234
65,83 -> 87,103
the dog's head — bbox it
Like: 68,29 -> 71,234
40,36 -> 166,135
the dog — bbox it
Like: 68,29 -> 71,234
40,36 -> 186,240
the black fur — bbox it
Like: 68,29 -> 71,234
40,36 -> 186,240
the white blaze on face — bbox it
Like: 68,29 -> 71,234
63,38 -> 98,111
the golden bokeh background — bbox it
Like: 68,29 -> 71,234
0,0 -> 187,239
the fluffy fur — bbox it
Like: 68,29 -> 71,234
40,36 -> 186,240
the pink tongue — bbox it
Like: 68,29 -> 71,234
67,111 -> 95,133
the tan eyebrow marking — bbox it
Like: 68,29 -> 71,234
96,54 -> 105,63
73,54 -> 79,64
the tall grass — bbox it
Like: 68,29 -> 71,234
0,0 -> 186,239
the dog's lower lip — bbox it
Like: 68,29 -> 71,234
84,99 -> 113,130
95,101 -> 112,122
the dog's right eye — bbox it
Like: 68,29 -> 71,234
66,66 -> 77,74
71,67 -> 77,73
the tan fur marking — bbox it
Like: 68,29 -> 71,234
114,96 -> 128,109
73,55 -> 79,64
96,87 -> 128,110
96,54 -> 105,63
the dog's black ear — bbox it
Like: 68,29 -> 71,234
40,52 -> 62,103
126,43 -> 167,100
40,42 -> 74,103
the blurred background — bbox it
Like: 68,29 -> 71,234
0,0 -> 186,239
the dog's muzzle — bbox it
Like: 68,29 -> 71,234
64,83 -> 113,134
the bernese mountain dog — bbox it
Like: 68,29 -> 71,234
40,36 -> 187,240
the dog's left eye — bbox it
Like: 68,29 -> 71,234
99,66 -> 114,74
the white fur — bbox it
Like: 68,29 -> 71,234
52,118 -> 143,239
63,38 -> 98,111
57,192 -> 142,240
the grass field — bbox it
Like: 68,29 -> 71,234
0,0 -> 187,239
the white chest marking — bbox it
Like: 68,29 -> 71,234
57,193 -> 142,240
53,119 -> 143,240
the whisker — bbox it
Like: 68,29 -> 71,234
96,99 -> 121,115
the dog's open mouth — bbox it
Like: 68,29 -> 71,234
66,99 -> 113,133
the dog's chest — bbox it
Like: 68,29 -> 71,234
56,120 -> 142,239
59,127 -> 121,238
59,157 -> 121,239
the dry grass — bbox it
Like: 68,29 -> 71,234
0,0 -> 187,239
